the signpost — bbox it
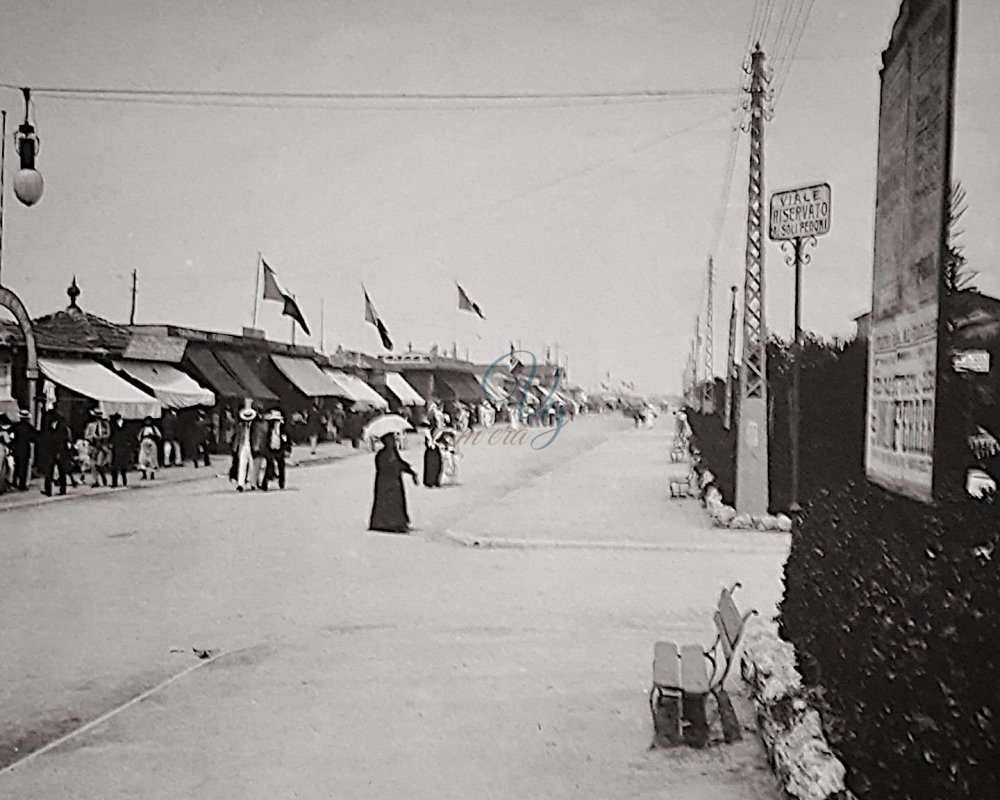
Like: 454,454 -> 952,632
769,182 -> 832,510
865,0 -> 958,503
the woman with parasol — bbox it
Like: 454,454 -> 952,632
366,415 -> 419,533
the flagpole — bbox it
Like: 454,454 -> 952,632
251,251 -> 262,328
320,298 -> 325,354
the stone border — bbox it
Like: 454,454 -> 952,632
739,624 -> 856,800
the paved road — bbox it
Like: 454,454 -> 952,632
0,414 -> 788,799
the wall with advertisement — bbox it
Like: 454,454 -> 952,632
866,0 -> 956,502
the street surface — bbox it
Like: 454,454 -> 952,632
0,414 -> 788,799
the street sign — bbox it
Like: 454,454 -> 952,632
769,183 -> 831,241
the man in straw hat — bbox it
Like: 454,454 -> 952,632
260,409 -> 290,491
232,407 -> 257,492
84,408 -> 111,488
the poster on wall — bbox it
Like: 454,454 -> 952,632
865,0 -> 957,503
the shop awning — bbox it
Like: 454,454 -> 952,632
113,359 -> 215,409
438,373 -> 483,404
337,372 -> 389,411
271,355 -> 341,398
322,369 -> 360,402
385,371 -> 425,406
185,347 -> 249,399
216,351 -> 277,401
477,373 -> 510,404
39,357 -> 161,419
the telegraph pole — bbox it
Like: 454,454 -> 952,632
723,285 -> 739,430
735,44 -> 770,515
702,257 -> 715,414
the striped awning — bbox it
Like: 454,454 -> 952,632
385,372 -> 425,406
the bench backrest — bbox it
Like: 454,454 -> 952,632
714,588 -> 746,658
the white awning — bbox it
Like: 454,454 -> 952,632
40,358 -> 161,419
113,359 -> 215,409
385,371 -> 425,406
323,369 -> 388,410
272,355 -> 342,398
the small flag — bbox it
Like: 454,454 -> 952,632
261,259 -> 284,301
457,283 -> 485,319
364,289 -> 393,350
261,259 -> 309,334
282,294 -> 310,336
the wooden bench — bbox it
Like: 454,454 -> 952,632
650,583 -> 757,748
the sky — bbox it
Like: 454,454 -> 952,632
0,0 -> 997,395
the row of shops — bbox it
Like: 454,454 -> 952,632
1,280 -> 589,440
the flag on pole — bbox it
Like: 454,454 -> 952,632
261,259 -> 284,301
457,283 -> 485,319
260,258 -> 310,335
364,289 -> 393,350
283,294 -> 311,336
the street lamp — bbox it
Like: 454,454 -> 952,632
13,88 -> 42,207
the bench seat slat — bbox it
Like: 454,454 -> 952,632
680,644 -> 710,694
653,641 -> 681,688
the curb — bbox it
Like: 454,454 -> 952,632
0,448 -> 364,514
442,529 -> 791,554
740,624 -> 856,800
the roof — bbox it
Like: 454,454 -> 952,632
122,334 -> 188,363
32,280 -> 132,355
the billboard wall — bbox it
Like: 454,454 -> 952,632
865,0 -> 957,502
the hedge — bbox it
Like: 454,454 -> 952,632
778,481 -> 999,799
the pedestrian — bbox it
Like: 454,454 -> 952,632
190,409 -> 211,468
36,409 -> 71,497
422,421 -> 443,488
250,408 -> 269,488
306,402 -> 322,454
261,409 -> 290,491
84,409 -> 111,487
439,429 -> 460,485
0,414 -> 12,495
332,402 -> 346,443
109,412 -> 132,487
232,407 -> 256,492
161,409 -> 181,466
137,417 -> 161,480
10,408 -> 37,491
369,432 -> 418,533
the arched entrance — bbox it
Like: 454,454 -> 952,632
0,285 -> 38,422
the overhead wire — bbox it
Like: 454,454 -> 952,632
772,0 -> 816,106
0,81 -> 738,108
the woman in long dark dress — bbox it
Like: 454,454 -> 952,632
369,433 -> 418,533
422,422 -> 443,488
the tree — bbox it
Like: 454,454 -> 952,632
943,180 -> 977,294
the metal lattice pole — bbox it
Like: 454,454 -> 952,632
735,44 -> 770,514
723,285 -> 739,430
702,258 -> 715,414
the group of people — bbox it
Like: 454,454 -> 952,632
366,400 -> 474,533
0,406 -> 215,497
228,406 -> 291,492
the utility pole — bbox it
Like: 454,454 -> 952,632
702,257 -> 715,414
129,269 -> 137,325
723,285 -> 739,430
735,44 -> 770,515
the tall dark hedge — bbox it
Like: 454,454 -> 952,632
685,410 -> 735,504
778,481 -> 999,799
